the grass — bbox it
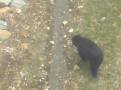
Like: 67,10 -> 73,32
72,0 -> 121,90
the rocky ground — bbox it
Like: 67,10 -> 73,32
0,0 -> 121,90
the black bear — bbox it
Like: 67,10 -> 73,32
72,35 -> 103,78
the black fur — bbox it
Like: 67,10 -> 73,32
72,35 -> 103,78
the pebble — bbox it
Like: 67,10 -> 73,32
50,0 -> 55,4
8,86 -> 15,90
16,8 -> 22,13
20,43 -> 29,50
46,26 -> 50,30
70,0 -> 73,2
68,28 -> 74,33
100,17 -> 106,21
45,87 -> 49,90
64,35 -> 67,38
68,9 -> 72,12
49,41 -> 55,45
41,64 -> 44,67
74,65 -> 80,70
20,71 -> 25,78
78,5 -> 84,9
0,29 -> 11,41
62,20 -> 68,26
64,45 -> 67,48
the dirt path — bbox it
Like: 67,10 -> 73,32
48,0 -> 70,90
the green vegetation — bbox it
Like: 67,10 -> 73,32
73,0 -> 121,90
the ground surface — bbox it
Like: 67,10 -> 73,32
0,0 -> 121,90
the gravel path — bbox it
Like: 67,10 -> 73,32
48,0 -> 70,90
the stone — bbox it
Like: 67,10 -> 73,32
0,29 -> 11,41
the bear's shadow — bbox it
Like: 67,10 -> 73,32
76,57 -> 93,79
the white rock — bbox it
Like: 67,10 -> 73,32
0,29 -> 11,41
20,43 -> 29,50
100,17 -> 106,21
78,5 -> 84,9
50,0 -> 55,4
45,86 -> 50,90
62,20 -> 68,26
8,86 -> 15,90
20,71 -> 25,78
46,26 -> 50,30
68,9 -> 72,12
74,65 -> 80,70
16,8 -> 22,13
64,35 -> 67,38
64,45 -> 67,47
68,28 -> 74,33
41,64 -> 44,67
49,41 -> 55,45
70,0 -> 73,2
